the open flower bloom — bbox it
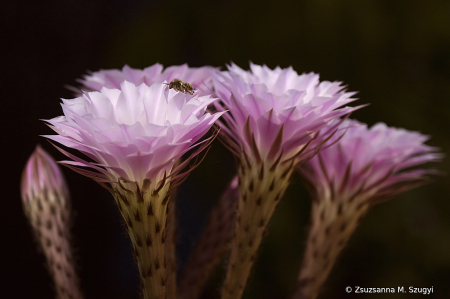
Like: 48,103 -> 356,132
43,81 -> 224,299
21,145 -> 83,299
44,81 -> 224,187
213,63 -> 362,164
299,118 -> 442,203
75,64 -> 218,297
212,63 -> 363,299
76,63 -> 216,96
293,119 -> 442,299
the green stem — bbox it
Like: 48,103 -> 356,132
221,155 -> 294,299
113,180 -> 171,299
27,195 -> 83,299
165,159 -> 180,299
292,194 -> 369,299
165,194 -> 177,299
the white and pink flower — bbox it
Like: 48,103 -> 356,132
299,118 -> 442,202
212,63 -> 364,299
44,78 -> 224,299
293,119 -> 442,299
44,81 -> 224,187
77,63 -> 216,96
213,63 -> 363,163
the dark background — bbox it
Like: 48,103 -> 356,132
2,0 -> 450,298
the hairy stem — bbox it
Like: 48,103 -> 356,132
165,192 -> 177,299
292,194 -> 369,299
25,195 -> 83,299
221,155 -> 294,299
113,179 -> 171,299
178,176 -> 239,299
165,159 -> 180,299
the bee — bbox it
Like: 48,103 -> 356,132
164,79 -> 195,95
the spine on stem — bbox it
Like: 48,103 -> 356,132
292,194 -> 369,299
113,178 -> 171,299
21,145 -> 83,299
165,196 -> 177,299
165,159 -> 181,299
25,194 -> 83,299
221,153 -> 294,299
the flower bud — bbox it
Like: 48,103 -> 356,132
21,145 -> 82,299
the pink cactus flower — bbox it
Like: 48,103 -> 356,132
44,81 -> 224,187
299,118 -> 442,202
213,63 -> 363,164
294,118 -> 442,299
43,80 -> 224,299
76,63 -> 216,96
212,63 -> 363,299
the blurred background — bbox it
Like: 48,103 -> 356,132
2,0 -> 450,298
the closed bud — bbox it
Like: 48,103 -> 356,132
21,145 -> 83,299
